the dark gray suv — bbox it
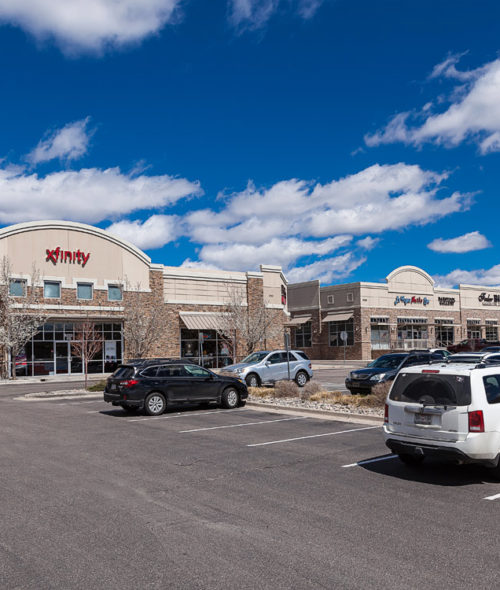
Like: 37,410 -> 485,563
104,359 -> 248,415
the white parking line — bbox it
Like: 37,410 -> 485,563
484,492 -> 500,501
342,454 -> 397,468
179,416 -> 308,433
128,408 -> 247,422
247,425 -> 380,447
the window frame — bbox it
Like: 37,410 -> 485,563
43,280 -> 61,299
9,278 -> 26,297
77,282 -> 93,301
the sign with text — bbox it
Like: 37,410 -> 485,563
46,247 -> 91,267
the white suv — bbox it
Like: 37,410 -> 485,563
383,362 -> 500,478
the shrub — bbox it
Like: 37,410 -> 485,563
86,379 -> 107,392
301,380 -> 323,400
249,386 -> 273,398
274,380 -> 300,398
360,381 -> 391,408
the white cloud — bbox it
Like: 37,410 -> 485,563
286,253 -> 366,284
428,231 -> 491,254
434,265 -> 500,289
0,0 -> 181,54
186,163 -> 470,245
193,235 -> 353,271
107,215 -> 179,250
365,55 -> 500,154
27,118 -> 94,165
228,0 -> 325,30
0,165 -> 201,224
357,236 -> 379,250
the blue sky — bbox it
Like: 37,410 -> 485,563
1,0 -> 500,287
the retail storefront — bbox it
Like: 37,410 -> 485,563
0,221 -> 288,377
287,265 -> 500,361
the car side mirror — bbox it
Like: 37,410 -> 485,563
265,361 -> 271,366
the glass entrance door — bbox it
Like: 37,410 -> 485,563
55,342 -> 70,375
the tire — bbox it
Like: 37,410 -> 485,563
486,461 -> 500,481
398,453 -> 425,466
120,403 -> 138,413
221,387 -> 239,409
144,392 -> 166,416
294,370 -> 308,387
245,373 -> 260,388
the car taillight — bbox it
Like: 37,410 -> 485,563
120,379 -> 139,388
468,410 -> 484,433
384,403 -> 389,424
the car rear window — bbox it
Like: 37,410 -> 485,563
112,366 -> 134,379
294,351 -> 309,360
390,373 -> 471,406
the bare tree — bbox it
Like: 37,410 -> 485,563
71,321 -> 104,389
218,286 -> 284,358
0,257 -> 46,379
122,281 -> 169,360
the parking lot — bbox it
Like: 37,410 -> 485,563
1,388 -> 500,589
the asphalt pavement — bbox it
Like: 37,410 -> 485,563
1,388 -> 499,589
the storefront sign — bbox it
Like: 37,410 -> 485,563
478,292 -> 500,305
394,295 -> 430,306
46,247 -> 91,267
438,297 -> 455,306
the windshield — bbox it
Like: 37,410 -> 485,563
367,355 -> 405,370
390,373 -> 471,406
241,352 -> 268,365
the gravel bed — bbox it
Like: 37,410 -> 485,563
24,389 -> 97,399
248,395 -> 384,417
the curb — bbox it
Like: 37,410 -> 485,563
20,391 -> 103,401
246,401 -> 383,425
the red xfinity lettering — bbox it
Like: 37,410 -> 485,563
46,247 -> 90,267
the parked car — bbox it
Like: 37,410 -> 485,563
345,351 -> 444,394
447,352 -> 486,364
447,338 -> 493,353
481,346 -> 500,353
223,350 -> 313,387
104,359 -> 248,415
384,362 -> 500,478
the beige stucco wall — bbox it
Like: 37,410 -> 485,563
261,265 -> 287,309
0,221 -> 151,291
163,267 -> 247,305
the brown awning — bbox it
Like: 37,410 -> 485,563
179,312 -> 227,331
322,312 -> 353,323
285,315 -> 312,326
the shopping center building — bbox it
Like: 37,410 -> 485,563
287,265 -> 500,361
0,220 -> 288,377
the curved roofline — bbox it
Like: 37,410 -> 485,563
0,220 -> 151,266
386,265 -> 434,286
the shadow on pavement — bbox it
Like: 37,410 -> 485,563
360,456 -> 499,486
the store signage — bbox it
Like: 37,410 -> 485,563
478,292 -> 500,305
394,295 -> 430,306
438,297 -> 455,306
46,247 -> 90,267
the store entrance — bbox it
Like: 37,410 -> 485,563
54,341 -> 83,375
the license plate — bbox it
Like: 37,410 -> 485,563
110,384 -> 117,391
414,413 -> 432,425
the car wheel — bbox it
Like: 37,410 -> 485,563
397,453 -> 424,466
245,373 -> 260,388
487,461 -> 500,481
144,392 -> 166,416
221,387 -> 239,409
120,403 -> 137,413
294,371 -> 308,387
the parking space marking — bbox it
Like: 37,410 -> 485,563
342,454 -> 397,468
484,492 -> 500,501
127,408 -> 248,422
247,425 -> 380,447
179,416 -> 308,433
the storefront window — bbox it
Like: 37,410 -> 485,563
370,317 -> 390,350
467,319 -> 481,339
294,321 -> 312,348
486,320 -> 498,341
15,321 -> 123,377
180,329 -> 233,368
435,319 -> 454,347
396,318 -> 428,350
329,319 -> 354,347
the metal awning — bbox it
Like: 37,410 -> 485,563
322,312 -> 353,323
179,312 -> 227,331
285,315 -> 312,326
